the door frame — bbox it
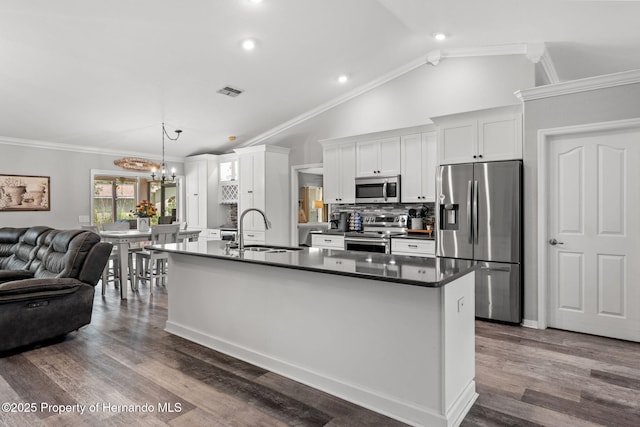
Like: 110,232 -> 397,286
290,163 -> 324,247
536,117 -> 640,329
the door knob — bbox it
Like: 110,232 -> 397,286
549,238 -> 564,246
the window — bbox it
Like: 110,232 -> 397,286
93,176 -> 138,225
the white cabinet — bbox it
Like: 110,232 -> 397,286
322,256 -> 354,272
311,234 -> 345,250
184,154 -> 220,230
356,136 -> 400,177
199,229 -> 221,241
400,131 -> 437,202
433,105 -> 522,165
322,142 -> 355,204
391,238 -> 435,258
235,145 -> 290,246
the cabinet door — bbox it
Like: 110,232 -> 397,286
324,143 -> 355,204
438,121 -> 477,165
356,141 -> 379,177
239,152 -> 266,231
400,134 -> 423,202
185,160 -> 207,229
323,145 -> 342,204
338,143 -> 356,203
478,114 -> 522,161
377,136 -> 401,176
422,131 -> 437,202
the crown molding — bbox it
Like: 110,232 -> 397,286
525,42 -> 559,84
515,68 -> 640,101
437,43 -> 528,59
238,55 -> 428,148
0,135 -> 184,163
239,43 -> 533,148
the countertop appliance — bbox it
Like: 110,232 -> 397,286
436,160 -> 522,324
344,214 -> 407,253
355,175 -> 400,203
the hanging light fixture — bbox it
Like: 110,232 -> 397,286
151,122 -> 182,182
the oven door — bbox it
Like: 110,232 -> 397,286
344,237 -> 389,254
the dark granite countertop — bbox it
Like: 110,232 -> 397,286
149,240 -> 475,288
309,229 -> 347,236
392,234 -> 436,241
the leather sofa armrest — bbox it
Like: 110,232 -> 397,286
0,270 -> 34,284
0,278 -> 87,303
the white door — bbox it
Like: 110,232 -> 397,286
548,128 -> 640,341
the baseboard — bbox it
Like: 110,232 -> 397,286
521,319 -> 539,329
166,320 -> 466,427
447,381 -> 478,427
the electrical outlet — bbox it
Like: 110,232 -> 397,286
457,297 -> 465,312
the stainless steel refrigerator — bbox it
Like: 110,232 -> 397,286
436,160 -> 522,323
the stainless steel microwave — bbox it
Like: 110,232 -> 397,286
355,176 -> 400,203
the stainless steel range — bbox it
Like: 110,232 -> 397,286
344,214 -> 408,253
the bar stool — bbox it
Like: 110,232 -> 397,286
101,222 -> 135,293
135,224 -> 180,293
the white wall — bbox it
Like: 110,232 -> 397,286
266,55 -> 535,166
0,142 -> 184,229
522,82 -> 640,321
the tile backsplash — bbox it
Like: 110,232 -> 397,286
331,202 -> 435,224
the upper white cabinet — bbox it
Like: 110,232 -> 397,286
184,154 -> 219,230
433,105 -> 522,165
356,136 -> 400,177
235,145 -> 290,246
322,142 -> 356,204
400,131 -> 437,202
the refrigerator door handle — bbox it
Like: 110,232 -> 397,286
467,180 -> 473,244
474,180 -> 479,244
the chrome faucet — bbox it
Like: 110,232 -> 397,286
238,208 -> 271,251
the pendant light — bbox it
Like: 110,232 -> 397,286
151,122 -> 182,182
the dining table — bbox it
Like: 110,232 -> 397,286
100,228 -> 201,299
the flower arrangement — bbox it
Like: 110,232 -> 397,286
132,200 -> 157,218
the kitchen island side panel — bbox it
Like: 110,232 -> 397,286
165,253 -> 476,427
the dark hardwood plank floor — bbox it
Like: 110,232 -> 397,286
1,281 -> 638,426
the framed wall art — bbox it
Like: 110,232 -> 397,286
0,174 -> 50,211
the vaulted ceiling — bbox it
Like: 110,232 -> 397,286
1,0 -> 639,158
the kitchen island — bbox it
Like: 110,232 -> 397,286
152,240 -> 477,427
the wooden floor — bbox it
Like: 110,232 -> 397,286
1,282 -> 639,427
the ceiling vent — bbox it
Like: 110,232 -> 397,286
217,85 -> 244,97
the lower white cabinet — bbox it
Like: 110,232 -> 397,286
242,231 -> 266,245
391,238 -> 435,258
401,264 -> 433,281
192,228 -> 221,241
323,256 -> 355,272
311,234 -> 345,250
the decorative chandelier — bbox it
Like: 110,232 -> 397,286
151,122 -> 182,182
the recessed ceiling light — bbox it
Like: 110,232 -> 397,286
248,0 -> 263,3
434,33 -> 446,41
242,39 -> 256,51
337,75 -> 348,84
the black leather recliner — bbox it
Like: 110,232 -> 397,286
0,226 -> 112,353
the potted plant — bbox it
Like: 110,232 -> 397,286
1,177 -> 27,206
131,200 -> 157,231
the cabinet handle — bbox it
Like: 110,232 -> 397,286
473,155 -> 477,159
478,154 -> 483,158
408,244 -> 418,249
324,239 -> 332,243
248,190 -> 253,193
247,234 -> 255,237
